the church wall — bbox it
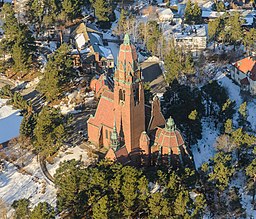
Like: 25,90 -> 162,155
87,123 -> 100,146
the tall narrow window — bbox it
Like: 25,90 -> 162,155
106,129 -> 108,139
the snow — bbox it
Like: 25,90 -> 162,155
99,46 -> 113,60
0,99 -> 23,144
202,10 -> 225,18
91,32 -> 103,45
191,118 -> 218,169
0,155 -> 56,215
230,171 -> 256,218
46,146 -> 88,177
106,43 -> 119,64
216,73 -> 256,129
49,41 -> 57,52
75,33 -> 86,49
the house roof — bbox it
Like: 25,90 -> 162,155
87,90 -> 114,128
141,62 -> 162,82
88,32 -> 103,46
157,8 -> 174,17
105,146 -> 130,165
93,44 -> 114,60
234,57 -> 256,81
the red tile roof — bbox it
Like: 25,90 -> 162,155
234,57 -> 256,81
87,90 -> 114,128
105,146 -> 130,165
154,127 -> 184,149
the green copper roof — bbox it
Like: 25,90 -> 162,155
165,116 -> 175,132
111,119 -> 120,151
123,34 -> 130,45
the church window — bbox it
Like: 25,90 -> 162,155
106,129 -> 108,139
119,89 -> 125,104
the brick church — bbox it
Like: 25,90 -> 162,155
87,34 -> 192,166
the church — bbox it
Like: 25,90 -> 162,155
87,34 -> 192,167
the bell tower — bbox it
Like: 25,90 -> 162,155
113,34 -> 145,154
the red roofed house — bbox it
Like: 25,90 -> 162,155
87,34 -> 192,167
231,56 -> 256,95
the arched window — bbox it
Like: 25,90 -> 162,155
119,89 -> 125,103
123,90 -> 125,101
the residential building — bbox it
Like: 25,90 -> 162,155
231,56 -> 256,95
71,23 -> 114,73
157,8 -> 174,22
87,34 -> 193,167
172,24 -> 207,51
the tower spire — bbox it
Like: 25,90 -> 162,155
124,34 -> 130,45
165,116 -> 175,132
111,117 -> 120,151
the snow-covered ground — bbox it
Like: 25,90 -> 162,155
230,171 -> 256,218
217,73 -> 256,130
191,118 -> 218,169
47,146 -> 88,176
0,99 -> 23,144
0,155 -> 56,216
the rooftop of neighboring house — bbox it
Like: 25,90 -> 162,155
156,8 -> 174,17
172,24 -> 207,39
92,44 -> 114,60
233,56 -> 256,80
201,10 -> 225,19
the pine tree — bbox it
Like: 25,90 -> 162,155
174,190 -> 190,217
12,40 -> 31,74
246,156 -> 256,207
12,199 -> 30,219
183,52 -> 195,75
91,0 -> 112,22
92,196 -> 109,219
224,119 -> 233,135
117,9 -> 127,36
238,102 -> 247,125
34,106 -> 65,156
20,113 -> 37,138
192,194 -> 207,218
193,2 -> 202,24
184,0 -> 193,24
208,152 -> 234,191
31,202 -> 55,219
228,12 -> 243,50
38,43 -> 74,101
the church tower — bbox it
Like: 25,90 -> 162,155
113,34 -> 145,154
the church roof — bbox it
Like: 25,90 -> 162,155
87,90 -> 114,128
154,127 -> 184,148
105,146 -> 130,165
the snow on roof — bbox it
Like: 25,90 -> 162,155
244,16 -> 254,26
80,47 -> 91,54
202,1 -> 214,10
202,10 -> 225,18
157,8 -> 174,17
173,24 -> 207,39
0,99 -> 23,144
89,32 -> 103,46
99,45 -> 113,60
75,33 -> 86,49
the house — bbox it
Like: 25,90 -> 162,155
171,24 -> 207,52
202,10 -> 225,20
242,11 -> 256,28
157,8 -> 174,22
71,22 -> 114,73
87,34 -> 193,167
231,56 -> 256,95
